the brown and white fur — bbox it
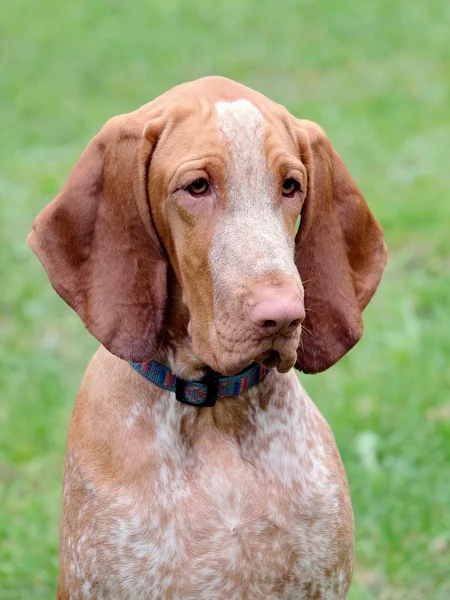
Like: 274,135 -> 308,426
28,76 -> 387,599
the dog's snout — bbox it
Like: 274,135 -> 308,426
246,284 -> 305,336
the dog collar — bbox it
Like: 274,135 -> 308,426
129,360 -> 271,407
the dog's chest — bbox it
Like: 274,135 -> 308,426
61,376 -> 352,599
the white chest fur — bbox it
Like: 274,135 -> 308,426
59,368 -> 353,600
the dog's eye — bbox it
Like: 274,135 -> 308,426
282,178 -> 301,197
186,178 -> 210,196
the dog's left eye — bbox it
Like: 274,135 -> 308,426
186,178 -> 210,196
282,178 -> 301,197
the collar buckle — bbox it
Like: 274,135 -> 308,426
175,372 -> 219,407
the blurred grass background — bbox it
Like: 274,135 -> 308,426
1,0 -> 449,598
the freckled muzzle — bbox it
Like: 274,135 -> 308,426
205,198 -> 305,375
205,199 -> 305,375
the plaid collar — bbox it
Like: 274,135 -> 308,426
129,360 -> 271,407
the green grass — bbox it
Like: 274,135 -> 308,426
1,0 -> 449,597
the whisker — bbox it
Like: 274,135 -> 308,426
304,307 -> 319,314
301,324 -> 317,341
299,278 -> 315,286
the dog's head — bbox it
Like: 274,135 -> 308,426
28,77 -> 387,375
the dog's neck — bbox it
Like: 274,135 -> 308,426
153,269 -> 209,381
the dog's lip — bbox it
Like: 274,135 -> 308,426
255,350 -> 281,369
213,345 -> 295,377
202,322 -> 299,376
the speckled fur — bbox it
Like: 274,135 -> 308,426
58,349 -> 353,600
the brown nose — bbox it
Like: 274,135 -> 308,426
246,284 -> 305,336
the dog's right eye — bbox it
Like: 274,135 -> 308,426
186,178 -> 210,196
282,178 -> 301,197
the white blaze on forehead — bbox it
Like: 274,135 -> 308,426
215,99 -> 264,156
215,99 -> 267,209
210,100 -> 299,289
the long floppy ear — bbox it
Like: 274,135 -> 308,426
27,113 -> 167,362
295,121 -> 387,374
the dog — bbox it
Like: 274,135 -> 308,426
29,76 -> 387,599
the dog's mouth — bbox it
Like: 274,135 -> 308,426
189,316 -> 301,376
255,349 -> 281,369
255,347 -> 298,373
205,327 -> 300,376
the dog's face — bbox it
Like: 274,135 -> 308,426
28,77 -> 387,376
148,97 -> 307,375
